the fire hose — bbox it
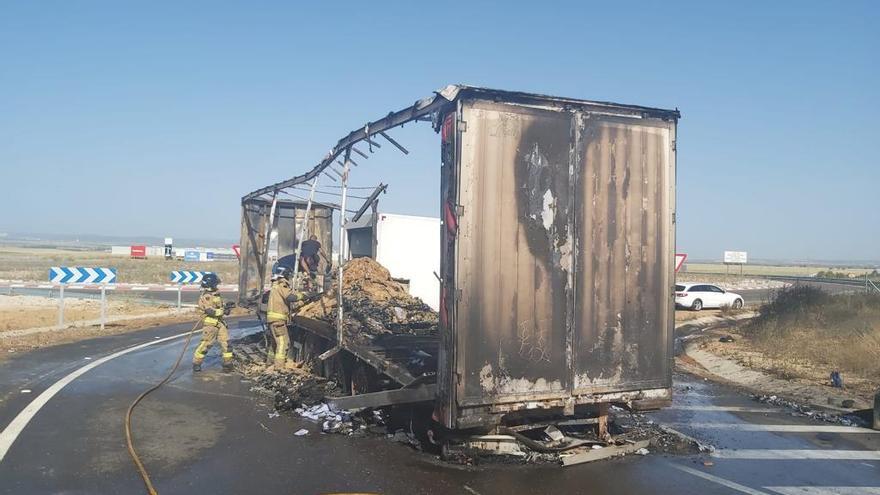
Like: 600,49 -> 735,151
124,319 -> 202,495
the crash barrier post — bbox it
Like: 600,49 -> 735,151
49,267 -> 117,329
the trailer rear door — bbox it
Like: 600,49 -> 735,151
450,99 -> 676,419
572,116 -> 675,394
454,100 -> 574,407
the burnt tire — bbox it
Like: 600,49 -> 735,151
733,299 -> 743,309
692,299 -> 703,311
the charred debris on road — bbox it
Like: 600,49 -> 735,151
231,258 -> 698,466
234,342 -> 700,466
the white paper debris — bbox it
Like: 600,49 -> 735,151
294,429 -> 309,436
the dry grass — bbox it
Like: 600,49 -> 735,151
743,285 -> 880,380
0,246 -> 238,284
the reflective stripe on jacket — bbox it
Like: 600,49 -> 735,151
267,279 -> 293,321
266,311 -> 288,322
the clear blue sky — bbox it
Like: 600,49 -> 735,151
1,1 -> 877,261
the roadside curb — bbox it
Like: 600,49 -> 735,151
674,311 -> 757,333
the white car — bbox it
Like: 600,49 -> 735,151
675,283 -> 743,311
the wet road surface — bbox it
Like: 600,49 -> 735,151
1,318 -> 877,494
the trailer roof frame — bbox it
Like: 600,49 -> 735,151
241,85 -> 680,203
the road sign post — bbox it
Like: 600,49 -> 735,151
170,271 -> 210,310
100,286 -> 106,330
58,284 -> 64,327
50,267 -> 117,329
723,251 -> 748,277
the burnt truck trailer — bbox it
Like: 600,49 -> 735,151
239,85 -> 679,431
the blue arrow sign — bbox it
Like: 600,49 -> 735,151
170,271 -> 211,284
49,267 -> 117,284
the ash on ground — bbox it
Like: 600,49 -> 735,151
751,393 -> 869,428
298,258 -> 438,344
609,406 -> 704,455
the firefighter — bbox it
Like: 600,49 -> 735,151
266,265 -> 309,368
192,273 -> 232,372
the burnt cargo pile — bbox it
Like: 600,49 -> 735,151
298,257 -> 438,342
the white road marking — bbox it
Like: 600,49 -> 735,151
671,405 -> 778,413
713,450 -> 880,460
678,423 -> 880,434
767,487 -> 880,495
670,463 -> 770,495
463,485 -> 482,495
0,330 -> 191,463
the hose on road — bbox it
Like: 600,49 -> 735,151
124,319 -> 202,495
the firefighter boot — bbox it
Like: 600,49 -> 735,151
222,352 -> 234,372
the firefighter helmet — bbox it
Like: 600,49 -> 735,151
201,272 -> 220,290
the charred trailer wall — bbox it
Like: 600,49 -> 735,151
437,94 -> 678,429
239,200 -> 270,307
238,198 -> 334,307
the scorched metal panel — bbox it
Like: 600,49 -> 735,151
455,100 -> 574,406
572,116 -> 675,393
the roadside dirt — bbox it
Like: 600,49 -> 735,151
0,313 -> 195,359
0,294 -> 251,360
0,294 -> 162,332
693,327 -> 876,409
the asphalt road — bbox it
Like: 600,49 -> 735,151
1,319 -> 878,494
